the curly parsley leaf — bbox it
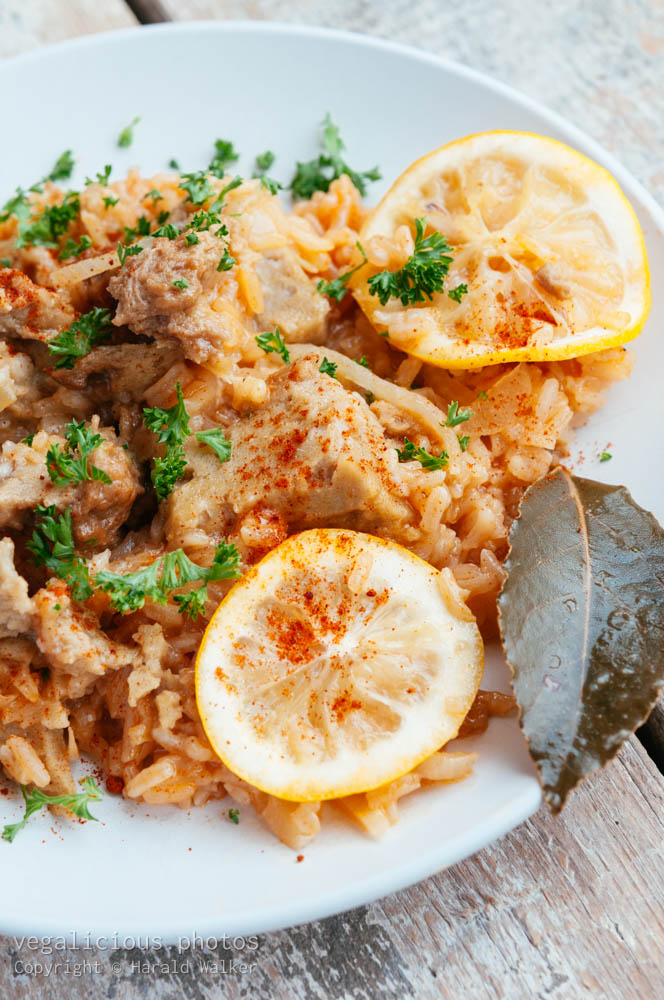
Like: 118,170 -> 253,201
103,195 -> 119,210
318,357 -> 338,379
290,114 -> 381,199
58,235 -> 92,260
86,165 -> 112,187
47,307 -> 113,370
172,278 -> 189,290
94,542 -> 241,619
179,171 -> 216,207
355,356 -> 369,368
46,421 -> 111,486
255,328 -> 290,364
317,242 -> 368,301
209,139 -> 240,178
444,401 -> 473,427
368,218 -> 455,307
396,437 -> 448,470
152,222 -> 180,240
253,150 -> 282,195
457,434 -> 470,452
15,191 -> 80,250
143,383 -> 191,500
2,777 -> 103,843
47,150 -> 75,183
195,427 -> 232,464
600,451 -> 612,462
448,283 -> 468,303
117,242 -> 143,266
217,248 -> 236,272
117,116 -> 141,149
27,505 -> 92,601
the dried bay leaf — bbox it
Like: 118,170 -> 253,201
497,466 -> 664,811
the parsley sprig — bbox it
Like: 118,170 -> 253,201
319,357 -> 338,379
253,150 -> 282,195
95,542 -> 241,619
368,218 -> 462,307
46,421 -> 111,487
291,114 -> 381,199
195,428 -> 232,464
27,505 -> 92,601
58,235 -> 92,260
117,116 -> 140,148
256,328 -> 290,364
47,307 -> 113,370
444,401 -> 473,427
396,437 -> 448,470
0,150 -> 75,240
317,242 -> 368,301
143,384 -> 191,500
2,777 -> 103,843
209,139 -> 239,178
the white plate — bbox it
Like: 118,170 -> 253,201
1,22 -> 662,942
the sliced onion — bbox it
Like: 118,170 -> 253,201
289,343 -> 447,444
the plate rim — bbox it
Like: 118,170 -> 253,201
0,19 -> 661,941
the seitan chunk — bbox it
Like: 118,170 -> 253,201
0,268 -> 75,342
166,355 -> 414,550
52,339 -> 183,400
254,249 -> 329,342
0,538 -> 34,638
0,427 -> 141,548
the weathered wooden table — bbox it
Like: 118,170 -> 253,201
1,2 -> 663,997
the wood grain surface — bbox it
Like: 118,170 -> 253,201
1,3 -> 663,998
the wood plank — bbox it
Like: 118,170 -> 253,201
0,738 -> 661,998
0,0 -> 136,60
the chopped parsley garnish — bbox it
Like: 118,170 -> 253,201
152,223 -> 180,240
103,195 -> 119,209
94,542 -> 241,619
448,283 -> 469,303
156,210 -> 170,224
47,307 -> 113,370
255,150 -> 275,173
117,243 -> 143,266
143,188 -> 163,204
217,248 -> 236,272
355,356 -> 369,368
457,435 -> 470,452
256,328 -> 290,364
179,171 -> 216,207
22,434 -> 35,446
171,278 -> 189,290
317,242 -> 368,301
58,235 -> 92,260
185,232 -> 200,246
396,437 -> 448,470
195,427 -> 232,464
143,383 -> 191,500
117,116 -> 141,149
122,215 -> 151,242
600,451 -> 612,462
253,150 -> 281,194
15,191 -> 80,250
2,777 -> 103,843
86,165 -> 112,186
47,150 -> 75,183
46,421 -> 111,486
168,158 -> 181,171
444,401 -> 473,427
0,258 -> 11,268
368,218 -> 454,306
364,391 -> 375,405
290,113 -> 381,199
27,505 -> 92,601
319,357 -> 338,379
477,390 -> 488,401
209,139 -> 239,178
219,176 -> 243,201
189,209 -> 226,235
228,808 -> 240,825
